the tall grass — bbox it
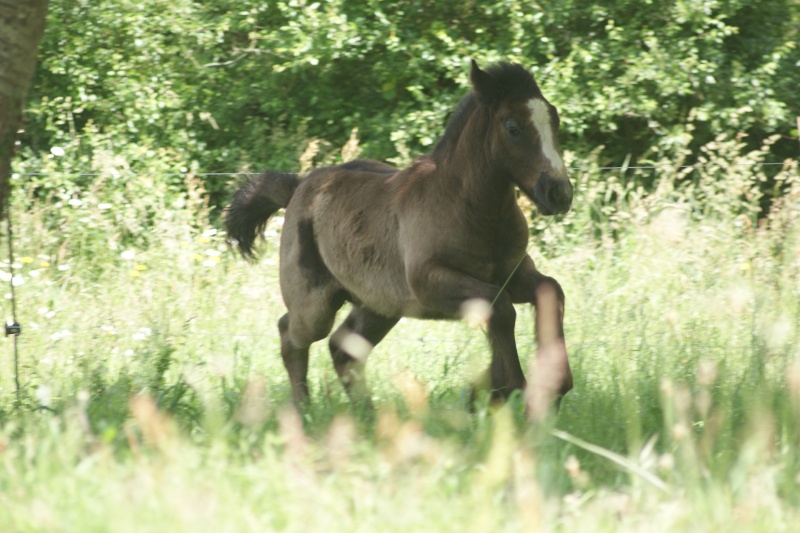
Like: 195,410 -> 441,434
0,140 -> 798,531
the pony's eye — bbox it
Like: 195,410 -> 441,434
504,119 -> 521,137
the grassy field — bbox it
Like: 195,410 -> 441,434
1,157 -> 799,531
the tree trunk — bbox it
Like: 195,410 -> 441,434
0,0 -> 50,218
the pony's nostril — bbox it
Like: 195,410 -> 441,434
544,179 -> 573,213
548,182 -> 570,205
547,187 -> 560,205
534,173 -> 573,214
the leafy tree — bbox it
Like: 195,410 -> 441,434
20,0 -> 800,210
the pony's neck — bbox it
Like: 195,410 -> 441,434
433,99 -> 514,206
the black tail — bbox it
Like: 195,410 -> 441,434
225,171 -> 301,258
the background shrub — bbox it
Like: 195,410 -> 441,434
18,0 -> 799,215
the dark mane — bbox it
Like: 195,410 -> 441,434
482,62 -> 541,102
432,93 -> 478,158
432,62 -> 541,158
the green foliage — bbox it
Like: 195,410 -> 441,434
20,0 -> 799,215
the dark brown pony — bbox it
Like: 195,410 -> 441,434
226,60 -> 573,418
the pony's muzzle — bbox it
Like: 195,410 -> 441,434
533,172 -> 573,215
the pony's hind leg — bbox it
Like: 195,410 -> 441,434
329,307 -> 399,410
278,291 -> 346,406
278,313 -> 308,407
278,313 -> 312,406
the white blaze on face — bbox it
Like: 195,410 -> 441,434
527,98 -> 566,175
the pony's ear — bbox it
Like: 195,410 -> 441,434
470,59 -> 497,105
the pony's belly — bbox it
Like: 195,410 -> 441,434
343,276 -> 457,320
350,292 -> 454,320
334,267 -> 451,319
341,274 -> 413,318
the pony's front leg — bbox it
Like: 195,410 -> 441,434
507,256 -> 573,421
485,292 -> 527,399
409,265 -> 525,399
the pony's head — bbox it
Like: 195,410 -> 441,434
470,60 -> 572,215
